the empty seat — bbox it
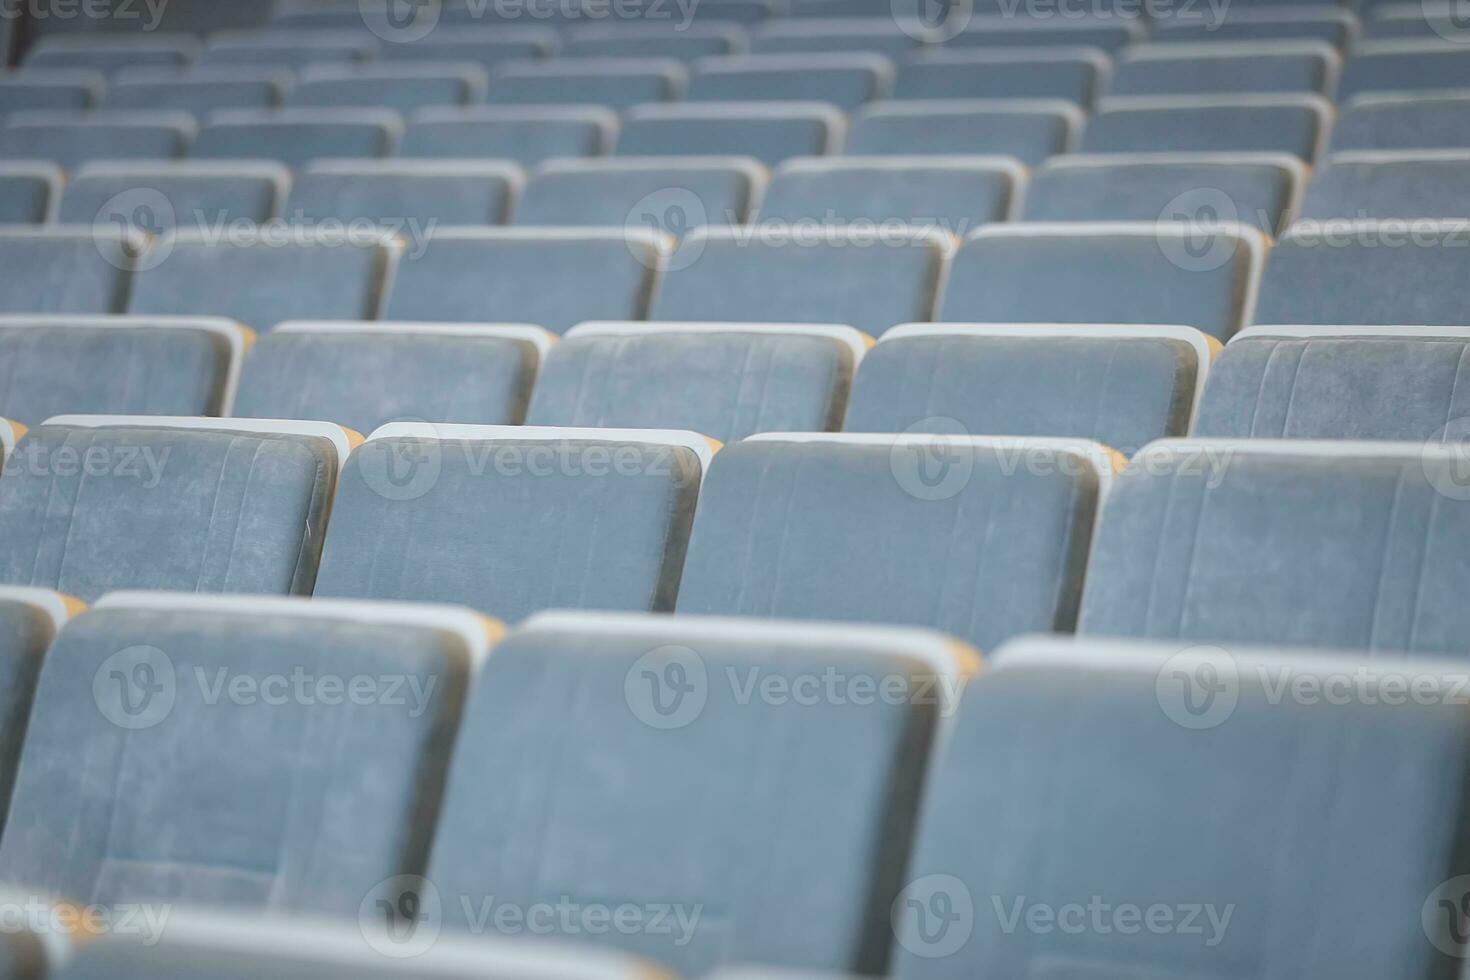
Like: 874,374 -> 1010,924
487,58 -> 685,109
1080,440 -> 1470,652
845,100 -> 1079,165
0,228 -> 140,315
0,71 -> 100,122
401,106 -> 614,165
1364,5 -> 1469,40
1021,153 -> 1302,236
0,112 -> 193,170
103,67 -> 289,114
286,63 -> 488,111
1331,91 -> 1470,151
941,224 -> 1265,342
893,48 -> 1106,106
1108,42 -> 1339,97
234,321 -> 547,433
427,610 -> 970,975
0,592 -> 486,911
677,434 -> 1115,650
200,30 -> 377,68
1338,39 -> 1470,100
1195,325 -> 1470,441
0,164 -> 58,223
561,23 -> 744,59
0,587 -> 75,834
59,161 -> 288,228
652,226 -> 950,337
313,426 -> 709,617
686,53 -> 891,110
191,109 -> 399,168
515,157 -> 761,226
0,315 -> 247,424
617,103 -> 842,165
750,19 -> 924,57
127,231 -> 395,334
757,156 -> 1020,232
375,26 -> 559,71
0,419 -> 350,601
1255,220 -> 1470,326
1298,150 -> 1470,219
894,636 -> 1470,979
846,324 -> 1213,455
22,34 -> 199,74
942,17 -> 1144,52
384,229 -> 663,333
527,322 -> 866,441
1150,8 -> 1358,47
286,160 -> 521,225
63,911 -> 660,979
1082,95 -> 1330,162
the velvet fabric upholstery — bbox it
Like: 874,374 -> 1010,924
59,164 -> 283,227
426,612 -> 946,975
0,76 -> 96,122
487,59 -> 684,110
1338,44 -> 1470,101
563,25 -> 740,59
757,158 -> 1017,232
102,69 -> 286,115
1331,94 -> 1470,152
516,159 -> 758,226
287,161 -> 516,225
23,37 -> 194,74
1079,442 -> 1470,652
686,54 -> 890,110
1082,98 -> 1326,161
0,596 -> 62,836
1108,47 -> 1336,96
1150,14 -> 1354,47
892,50 -> 1103,105
617,103 -> 839,165
750,22 -> 923,57
0,422 -> 340,601
199,35 -> 375,69
845,101 -> 1075,164
374,29 -> 556,71
190,110 -> 397,168
1298,154 -> 1470,220
0,169 -> 54,224
0,229 -> 136,315
676,436 -> 1106,651
942,20 -> 1140,52
285,65 -> 484,111
401,107 -> 611,165
0,115 -> 190,170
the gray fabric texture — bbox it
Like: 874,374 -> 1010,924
487,62 -> 682,109
286,168 -> 515,225
0,79 -> 94,121
103,74 -> 283,115
0,232 -> 133,315
615,107 -> 835,165
1338,47 -> 1470,101
285,74 -> 478,111
59,170 -> 280,226
892,53 -> 1101,104
515,163 -> 756,226
376,36 -> 553,71
0,175 -> 50,224
757,160 -> 1014,232
686,59 -> 887,110
1082,101 -> 1324,160
1151,18 -> 1353,46
563,31 -> 737,58
942,22 -> 1138,51
190,115 -> 394,168
401,110 -> 607,165
845,104 -> 1072,164
1298,156 -> 1470,220
0,601 -> 57,838
1109,51 -> 1333,96
0,120 -> 188,170
1331,96 -> 1470,152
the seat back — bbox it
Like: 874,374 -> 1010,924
59,161 -> 288,228
1082,95 -> 1331,162
190,109 -> 400,168
285,63 -> 487,111
0,112 -> 193,170
686,53 -> 892,109
892,48 -> 1106,105
487,58 -> 685,109
401,106 -> 615,165
0,228 -> 141,316
616,102 -> 843,165
1338,39 -> 1470,100
0,164 -> 58,224
1331,92 -> 1470,151
286,160 -> 521,225
102,67 -> 288,115
1299,150 -> 1470,219
1108,41 -> 1339,96
516,157 -> 761,226
845,99 -> 1079,164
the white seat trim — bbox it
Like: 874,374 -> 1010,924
1234,324 -> 1470,341
0,586 -> 80,635
271,320 -> 555,357
40,415 -> 356,467
1137,436 -> 1470,463
568,320 -> 869,363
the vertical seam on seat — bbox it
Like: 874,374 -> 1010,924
1138,468 -> 1181,636
214,439 -> 267,593
192,436 -> 236,593
762,448 -> 808,613
1247,340 -> 1284,438
1089,341 -> 1122,445
1365,467 -> 1407,652
1278,341 -> 1309,436
24,434 -> 64,587
729,454 -> 774,613
1440,343 -> 1470,438
1405,480 -> 1440,653
1170,475 -> 1211,639
50,428 -> 98,593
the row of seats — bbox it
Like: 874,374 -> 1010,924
0,591 -> 1462,978
0,415 -> 1465,659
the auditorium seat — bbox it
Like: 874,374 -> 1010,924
285,62 -> 488,111
426,610 -> 972,975
287,160 -> 521,225
22,34 -> 198,74
313,425 -> 709,617
0,112 -> 193,170
749,19 -> 923,56
1082,94 -> 1330,162
515,157 -> 761,226
384,229 -> 663,333
401,106 -> 614,165
234,321 -> 547,433
527,322 -> 865,441
1297,150 -> 1470,219
59,161 -> 288,227
199,30 -> 377,68
1079,440 -> 1470,651
1194,325 -> 1470,441
677,433 -> 1117,650
846,324 -> 1213,455
0,71 -> 100,122
651,226 -> 950,337
942,17 -> 1144,52
892,48 -> 1106,105
0,586 -> 76,835
1337,40 -> 1470,100
1363,5 -> 1468,40
686,53 -> 891,109
127,232 -> 395,333
374,26 -> 559,71
757,156 -> 1021,230
561,22 -> 745,59
845,100 -> 1079,164
893,635 -> 1470,978
0,592 -> 487,911
1255,220 -> 1470,326
486,58 -> 686,109
617,103 -> 842,164
0,228 -> 139,315
191,109 -> 399,168
1020,153 -> 1302,236
0,164 -> 58,224
1107,42 -> 1340,96
102,67 -> 289,115
941,224 -> 1265,342
0,418 -> 351,601
61,911 -> 661,979
1331,92 -> 1470,151
1149,8 -> 1357,47
0,315 -> 247,423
